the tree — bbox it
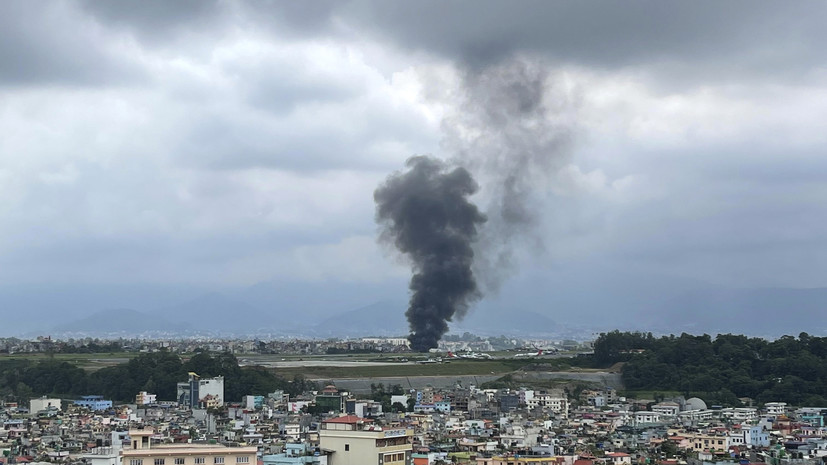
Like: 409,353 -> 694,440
392,402 -> 406,412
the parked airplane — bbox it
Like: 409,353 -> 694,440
446,351 -> 492,359
513,349 -> 544,358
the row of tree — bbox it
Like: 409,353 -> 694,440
0,350 -> 315,403
593,330 -> 827,406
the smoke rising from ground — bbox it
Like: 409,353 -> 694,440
374,156 -> 486,351
376,58 -> 574,350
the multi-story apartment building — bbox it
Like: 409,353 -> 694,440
686,432 -> 729,452
30,397 -> 61,413
123,429 -> 256,465
74,396 -> 113,411
765,402 -> 787,416
319,416 -> 413,465
177,373 -> 224,408
651,402 -> 680,416
135,392 -> 157,406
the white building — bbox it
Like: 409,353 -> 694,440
720,407 -> 758,421
678,409 -> 715,423
634,411 -> 661,424
30,397 -> 61,414
519,389 -> 536,406
728,429 -> 748,447
652,402 -> 680,416
135,392 -> 157,406
360,338 -> 409,346
765,402 -> 788,416
82,431 -> 129,465
533,392 -> 568,418
177,373 -> 224,408
606,453 -> 632,465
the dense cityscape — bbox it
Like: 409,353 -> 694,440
3,333 -> 827,465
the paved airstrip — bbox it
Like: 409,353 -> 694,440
241,359 -> 411,368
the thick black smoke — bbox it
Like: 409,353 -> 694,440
376,58 -> 574,350
374,156 -> 486,352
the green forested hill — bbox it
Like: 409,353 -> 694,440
0,350 -> 313,403
594,331 -> 827,406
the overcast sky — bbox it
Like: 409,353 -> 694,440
2,0 -> 827,305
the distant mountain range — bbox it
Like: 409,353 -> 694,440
49,298 -> 563,339
644,287 -> 827,337
4,270 -> 827,338
59,308 -> 186,334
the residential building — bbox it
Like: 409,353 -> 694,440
533,391 -> 568,418
318,415 -> 413,465
606,453 -> 632,465
633,411 -> 661,424
30,397 -> 61,414
123,428 -> 256,465
177,373 -> 225,408
765,402 -> 787,416
720,407 -> 757,421
136,392 -> 157,406
687,433 -> 728,452
651,402 -> 680,416
83,431 -> 130,465
316,385 -> 347,414
261,443 -> 329,465
475,457 -> 564,464
748,425 -> 770,447
74,395 -> 113,411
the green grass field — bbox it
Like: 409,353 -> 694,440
0,351 -> 593,379
0,352 -> 139,370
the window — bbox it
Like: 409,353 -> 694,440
130,460 -> 143,465
344,444 -> 349,452
214,458 -> 224,464
236,457 -> 249,464
175,459 -> 185,464
195,458 -> 206,464
155,459 -> 165,465
384,453 -> 405,463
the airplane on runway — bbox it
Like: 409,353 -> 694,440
513,349 -> 544,358
446,351 -> 492,360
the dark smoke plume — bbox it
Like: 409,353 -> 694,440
442,58 -> 575,292
374,156 -> 486,352
375,58 -> 574,350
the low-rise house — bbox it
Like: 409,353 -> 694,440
74,396 -> 113,411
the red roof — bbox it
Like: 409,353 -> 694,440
323,415 -> 373,424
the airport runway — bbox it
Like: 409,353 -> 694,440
311,374 -> 501,392
241,359 -> 409,368
311,371 -> 623,393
